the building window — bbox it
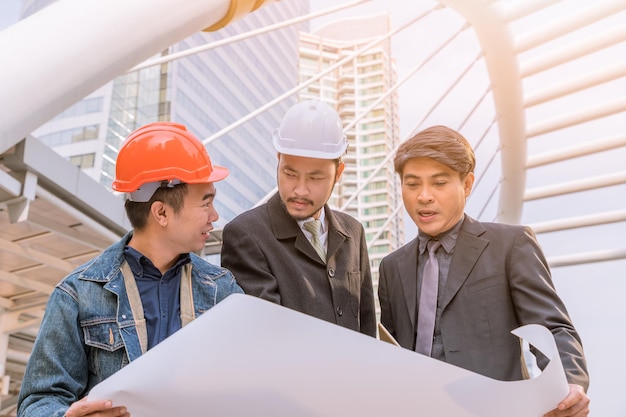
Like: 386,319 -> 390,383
70,153 -> 95,169
38,125 -> 99,147
52,97 -> 104,120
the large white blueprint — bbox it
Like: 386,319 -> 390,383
88,293 -> 569,416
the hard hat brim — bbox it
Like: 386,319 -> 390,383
273,131 -> 348,160
206,165 -> 229,183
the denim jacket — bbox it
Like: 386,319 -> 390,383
17,232 -> 242,417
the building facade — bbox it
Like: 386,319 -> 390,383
299,13 -> 405,300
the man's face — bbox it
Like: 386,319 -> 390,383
401,157 -> 474,237
277,153 -> 344,220
168,182 -> 219,253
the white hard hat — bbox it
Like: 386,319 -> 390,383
273,99 -> 348,159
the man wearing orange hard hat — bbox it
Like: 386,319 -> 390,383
18,122 -> 243,417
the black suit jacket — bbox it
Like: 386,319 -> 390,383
221,193 -> 376,336
378,215 -> 589,390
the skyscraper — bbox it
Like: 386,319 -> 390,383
298,13 -> 405,302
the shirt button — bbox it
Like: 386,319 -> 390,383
328,269 -> 335,277
336,307 -> 343,316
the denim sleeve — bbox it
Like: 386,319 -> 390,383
17,288 -> 88,417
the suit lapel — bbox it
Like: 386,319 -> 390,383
441,216 -> 488,310
397,238 -> 419,328
268,194 -> 330,265
326,207 -> 347,262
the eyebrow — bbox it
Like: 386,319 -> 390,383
403,172 -> 451,180
283,165 -> 325,175
202,192 -> 216,201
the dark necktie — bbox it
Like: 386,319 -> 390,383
415,239 -> 441,355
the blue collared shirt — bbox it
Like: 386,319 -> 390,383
124,246 -> 191,350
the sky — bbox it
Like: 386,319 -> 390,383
1,1 -> 624,416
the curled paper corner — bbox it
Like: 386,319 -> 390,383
511,324 -> 557,362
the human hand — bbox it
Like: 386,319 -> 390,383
65,397 -> 130,417
543,384 -> 590,417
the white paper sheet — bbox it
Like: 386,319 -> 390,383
88,293 -> 569,416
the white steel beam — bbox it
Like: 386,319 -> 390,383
520,24 -> 626,78
440,0 -> 526,224
529,209 -> 626,234
526,133 -> 626,168
524,171 -> 626,201
497,0 -> 560,23
524,61 -> 626,108
548,248 -> 626,268
514,0 -> 626,54
526,97 -> 626,138
0,0 -> 272,154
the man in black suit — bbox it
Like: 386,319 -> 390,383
221,100 -> 376,336
378,125 -> 589,416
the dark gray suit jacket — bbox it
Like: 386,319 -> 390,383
221,193 -> 376,336
378,215 -> 589,390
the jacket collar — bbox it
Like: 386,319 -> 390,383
267,192 -> 349,264
397,215 -> 488,326
77,231 -> 132,283
440,215 -> 487,310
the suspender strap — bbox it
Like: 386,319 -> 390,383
180,263 -> 195,327
121,261 -> 148,355
121,261 -> 195,354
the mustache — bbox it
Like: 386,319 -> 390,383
287,197 -> 313,205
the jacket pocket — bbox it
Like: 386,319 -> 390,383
82,320 -> 124,351
82,320 -> 129,381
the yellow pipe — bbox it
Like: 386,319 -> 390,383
204,0 -> 277,31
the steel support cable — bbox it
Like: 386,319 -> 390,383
252,6 -> 447,208
457,81 -> 492,138
473,144 -> 502,220
202,6 -> 436,147
468,121 -> 499,193
366,203 -> 404,250
478,180 -> 501,222
126,0 -> 373,72
339,22 -> 474,212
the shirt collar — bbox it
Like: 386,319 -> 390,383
418,214 -> 465,255
297,207 -> 327,234
124,246 -> 191,278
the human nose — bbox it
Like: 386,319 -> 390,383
208,206 -> 219,223
293,177 -> 308,196
417,185 -> 434,203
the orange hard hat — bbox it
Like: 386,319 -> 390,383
112,122 -> 228,201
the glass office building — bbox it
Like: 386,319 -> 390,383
27,0 -> 309,225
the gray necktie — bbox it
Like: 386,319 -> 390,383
415,239 -> 441,355
303,220 -> 326,263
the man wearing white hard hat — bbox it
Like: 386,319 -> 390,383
222,100 -> 376,336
